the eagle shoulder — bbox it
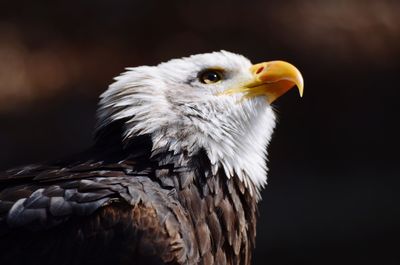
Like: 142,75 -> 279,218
0,162 -> 198,265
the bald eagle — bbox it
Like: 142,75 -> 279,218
0,51 -> 303,265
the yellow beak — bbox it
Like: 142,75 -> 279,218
224,61 -> 304,104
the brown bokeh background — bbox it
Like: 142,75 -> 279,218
0,1 -> 399,264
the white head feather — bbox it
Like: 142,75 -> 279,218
96,51 -> 276,195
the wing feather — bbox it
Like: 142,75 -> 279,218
0,160 -> 197,265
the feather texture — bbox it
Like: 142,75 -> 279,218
0,132 -> 257,265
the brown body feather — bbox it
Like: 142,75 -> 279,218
0,130 -> 258,265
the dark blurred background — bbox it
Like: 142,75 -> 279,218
0,0 -> 399,264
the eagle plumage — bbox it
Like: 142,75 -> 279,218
0,51 -> 303,265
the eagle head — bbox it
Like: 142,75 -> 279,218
96,51 -> 303,195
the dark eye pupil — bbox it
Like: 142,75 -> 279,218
200,70 -> 221,84
207,73 -> 218,81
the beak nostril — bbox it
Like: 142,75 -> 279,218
255,66 -> 264,75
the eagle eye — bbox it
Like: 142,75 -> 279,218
199,70 -> 222,84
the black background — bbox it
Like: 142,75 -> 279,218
0,1 -> 399,264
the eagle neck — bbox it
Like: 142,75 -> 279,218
95,127 -> 259,265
